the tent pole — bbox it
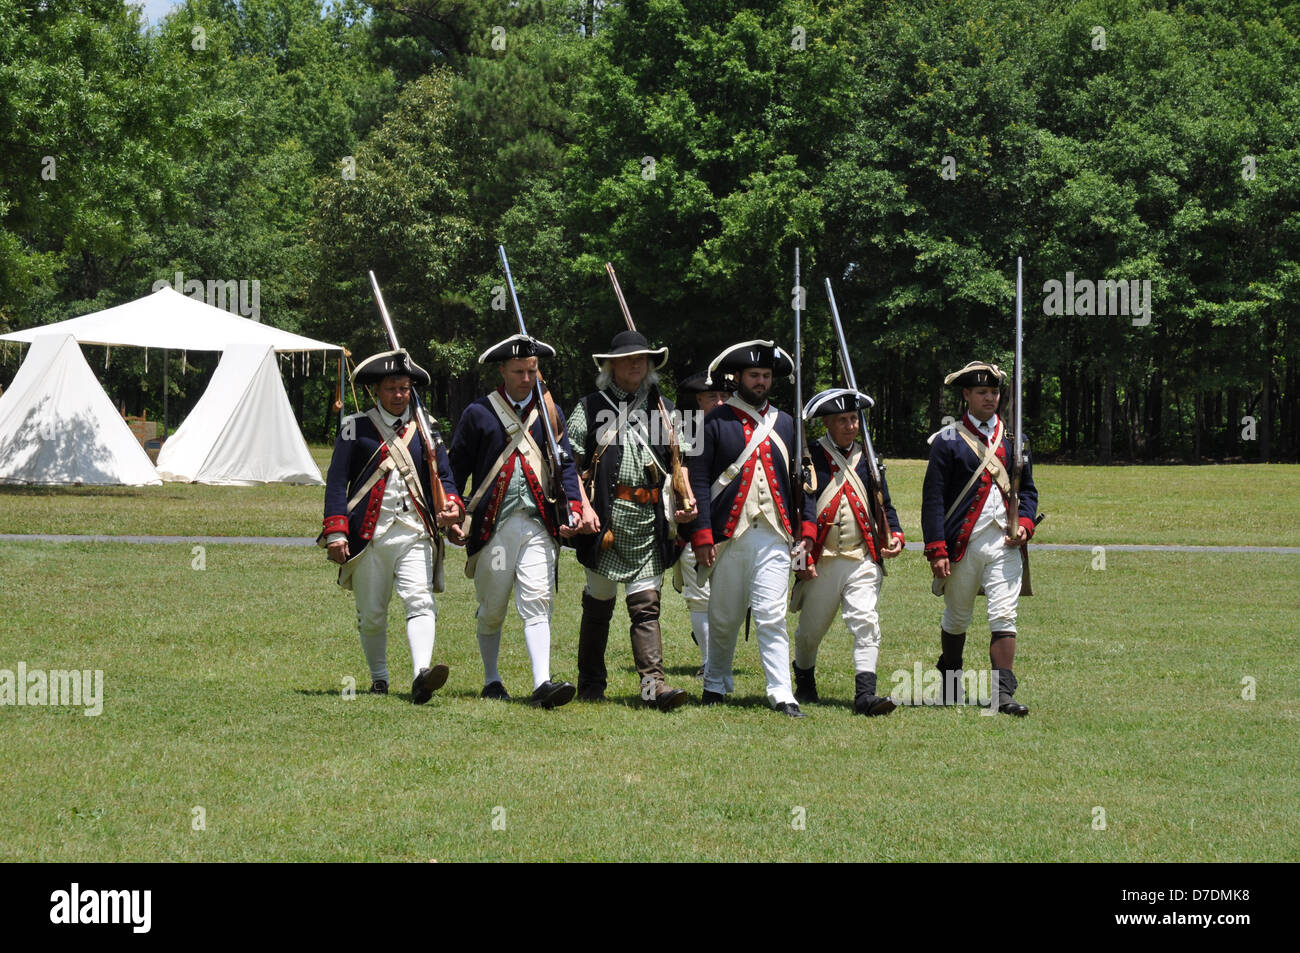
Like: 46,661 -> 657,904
163,349 -> 169,436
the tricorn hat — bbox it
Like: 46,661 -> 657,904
944,361 -> 1005,389
478,334 -> 556,364
352,348 -> 430,387
803,387 -> 875,420
678,370 -> 736,396
591,330 -> 668,369
705,339 -> 794,384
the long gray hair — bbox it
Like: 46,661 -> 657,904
596,359 -> 659,396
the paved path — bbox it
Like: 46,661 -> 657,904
2,534 -> 1297,554
0,533 -> 316,546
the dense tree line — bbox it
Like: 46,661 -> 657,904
1,0 -> 1296,461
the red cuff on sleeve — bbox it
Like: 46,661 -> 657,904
447,493 -> 463,509
322,515 -> 348,536
893,530 -> 906,546
691,529 -> 714,548
924,541 -> 948,560
569,500 -> 584,517
1019,516 -> 1036,541
800,524 -> 817,544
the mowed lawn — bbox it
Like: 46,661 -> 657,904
0,461 -> 1296,861
2,450 -> 1299,548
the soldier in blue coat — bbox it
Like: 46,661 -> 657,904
790,388 -> 905,716
319,349 -> 463,703
447,334 -> 596,709
687,341 -> 817,717
921,361 -> 1038,716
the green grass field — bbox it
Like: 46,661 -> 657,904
4,450 -> 1297,547
0,462 -> 1296,861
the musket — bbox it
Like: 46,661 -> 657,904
1007,256 -> 1036,595
604,262 -> 695,513
792,248 -> 815,544
497,244 -> 574,534
824,277 -> 892,565
367,270 -> 449,532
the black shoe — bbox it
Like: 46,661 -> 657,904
369,679 -> 388,695
701,690 -> 725,706
773,701 -> 806,718
999,699 -> 1029,717
576,689 -> 606,702
655,687 -> 689,712
480,681 -> 510,700
412,663 -> 450,705
854,695 -> 898,716
530,679 -> 576,710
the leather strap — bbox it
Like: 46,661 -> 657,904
711,399 -> 780,497
949,424 -> 1009,521
345,415 -> 419,513
465,393 -> 542,515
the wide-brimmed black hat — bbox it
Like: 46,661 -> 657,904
678,370 -> 736,396
591,330 -> 668,370
478,334 -> 556,364
803,387 -> 874,420
352,348 -> 430,386
705,339 -> 794,384
944,361 -> 1005,389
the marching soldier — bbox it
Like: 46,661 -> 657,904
791,388 -> 905,715
922,361 -> 1038,716
569,331 -> 695,710
672,370 -> 735,675
447,334 -> 595,709
687,341 -> 816,717
319,349 -> 463,703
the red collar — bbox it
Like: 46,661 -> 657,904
963,412 -> 1000,445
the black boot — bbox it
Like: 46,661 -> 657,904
936,630 -> 966,705
853,671 -> 897,716
577,592 -> 616,701
793,663 -> 819,704
993,668 -> 1028,716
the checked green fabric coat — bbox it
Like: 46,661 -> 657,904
569,383 -> 680,581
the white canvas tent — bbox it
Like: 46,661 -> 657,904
0,334 -> 161,486
0,286 -> 345,486
155,345 -> 323,485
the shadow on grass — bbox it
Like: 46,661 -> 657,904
665,664 -> 704,677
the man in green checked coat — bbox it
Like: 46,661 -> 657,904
569,331 -> 697,710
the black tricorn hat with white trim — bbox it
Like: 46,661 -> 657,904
478,333 -> 556,364
705,339 -> 794,384
803,387 -> 875,420
679,370 -> 736,396
591,330 -> 668,369
945,361 -> 1005,388
352,348 -> 431,386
